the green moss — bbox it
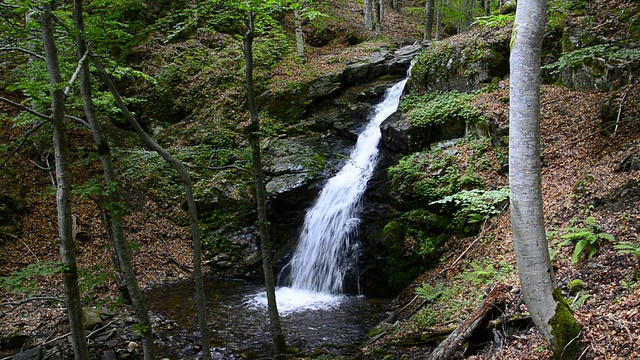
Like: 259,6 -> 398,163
549,288 -> 582,359
567,279 -> 585,295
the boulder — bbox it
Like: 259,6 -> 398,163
380,111 -> 467,154
12,346 -> 42,360
82,307 -> 103,330
2,328 -> 29,349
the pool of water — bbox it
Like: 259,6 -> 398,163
145,278 -> 390,359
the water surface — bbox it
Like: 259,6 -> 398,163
146,278 -> 389,359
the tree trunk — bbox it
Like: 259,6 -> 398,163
244,11 -> 287,355
435,0 -> 443,40
364,0 -> 373,30
71,2 -> 155,358
424,0 -> 435,41
294,9 -> 304,62
509,0 -> 582,358
39,4 -> 89,360
374,0 -> 384,32
464,0 -> 476,28
90,55 -> 212,360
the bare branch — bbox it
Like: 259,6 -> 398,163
0,296 -> 63,308
0,96 -> 51,122
0,46 -> 45,60
64,48 -> 90,97
64,114 -> 90,128
0,120 -> 46,170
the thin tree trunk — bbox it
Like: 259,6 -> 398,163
39,4 -> 89,360
424,0 -> 435,41
244,11 -> 287,355
364,0 -> 373,30
294,9 -> 304,62
71,1 -> 155,358
374,0 -> 384,32
509,0 -> 581,358
435,0 -> 443,40
89,54 -> 212,360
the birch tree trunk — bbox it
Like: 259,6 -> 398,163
39,4 -> 89,359
71,1 -> 155,358
244,11 -> 287,355
294,9 -> 304,62
509,0 -> 582,358
90,55 -> 212,360
424,0 -> 435,41
364,0 -> 373,30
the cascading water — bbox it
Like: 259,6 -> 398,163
287,75 -> 411,294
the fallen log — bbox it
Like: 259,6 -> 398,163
428,284 -> 509,360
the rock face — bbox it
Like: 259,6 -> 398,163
260,44 -> 423,120
406,26 -> 510,95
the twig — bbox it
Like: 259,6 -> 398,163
18,236 -> 40,262
613,80 -> 638,137
606,315 -> 633,343
0,296 -> 63,308
541,118 -> 615,159
0,120 -> 47,170
28,159 -> 53,171
559,330 -> 582,359
186,163 -> 252,175
0,96 -> 51,122
39,319 -> 116,348
0,46 -> 45,60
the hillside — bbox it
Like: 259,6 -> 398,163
1,0 -> 640,359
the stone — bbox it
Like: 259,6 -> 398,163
82,307 -> 103,330
102,350 -> 117,360
2,328 -> 29,349
12,346 -> 43,360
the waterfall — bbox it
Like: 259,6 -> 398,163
287,75 -> 410,294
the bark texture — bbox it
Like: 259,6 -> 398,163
424,0 -> 435,41
90,55 -> 212,360
294,9 -> 305,62
40,4 -> 89,359
509,0 -> 581,358
72,1 -> 155,358
364,0 -> 373,30
244,11 -> 287,355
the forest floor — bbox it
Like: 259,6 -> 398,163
1,0 -> 640,359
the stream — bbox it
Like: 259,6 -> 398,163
146,278 -> 390,359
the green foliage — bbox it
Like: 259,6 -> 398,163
473,14 -> 514,28
456,260 -> 513,286
567,279 -> 585,295
569,293 -> 593,310
560,216 -> 615,263
613,238 -> 640,258
0,262 -> 63,294
430,187 -> 509,232
543,44 -> 640,75
401,91 -> 484,127
415,282 -> 444,301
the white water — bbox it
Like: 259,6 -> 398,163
285,76 -> 410,296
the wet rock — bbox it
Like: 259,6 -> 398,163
83,307 -> 103,330
12,346 -> 42,360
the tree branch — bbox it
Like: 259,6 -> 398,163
64,48 -> 90,97
0,46 -> 45,60
0,96 -> 51,122
0,121 -> 47,170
